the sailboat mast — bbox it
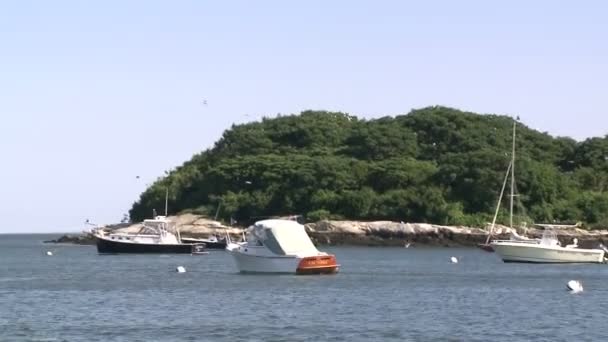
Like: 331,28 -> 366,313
485,160 -> 513,244
164,188 -> 169,216
509,121 -> 516,228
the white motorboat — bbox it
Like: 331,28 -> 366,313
491,227 -> 605,263
226,219 -> 339,274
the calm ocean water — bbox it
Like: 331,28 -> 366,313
1,234 -> 607,341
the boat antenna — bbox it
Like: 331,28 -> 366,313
486,160 -> 513,244
164,187 -> 169,216
509,120 -> 516,229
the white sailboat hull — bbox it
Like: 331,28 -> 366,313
492,242 -> 605,263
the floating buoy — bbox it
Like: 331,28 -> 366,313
176,266 -> 186,273
567,280 -> 583,293
46,251 -> 53,256
450,256 -> 458,264
404,243 -> 411,248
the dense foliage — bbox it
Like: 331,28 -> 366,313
129,107 -> 608,228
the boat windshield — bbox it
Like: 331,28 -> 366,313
540,228 -> 560,246
510,231 -> 538,242
142,218 -> 176,235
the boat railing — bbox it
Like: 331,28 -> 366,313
110,233 -> 166,238
491,239 -> 539,244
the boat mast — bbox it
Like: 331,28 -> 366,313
164,188 -> 169,217
485,161 -> 512,244
509,121 -> 516,229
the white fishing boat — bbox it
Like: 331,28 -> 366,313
491,227 -> 605,263
93,215 -> 204,254
92,190 -> 206,254
226,219 -> 339,274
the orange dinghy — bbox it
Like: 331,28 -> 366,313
296,255 -> 340,275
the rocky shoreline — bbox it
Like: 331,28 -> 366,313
306,221 -> 608,248
45,214 -> 608,248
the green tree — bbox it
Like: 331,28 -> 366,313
128,107 -> 608,228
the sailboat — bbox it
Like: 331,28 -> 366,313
492,225 -> 605,263
478,121 -> 536,252
487,121 -> 605,263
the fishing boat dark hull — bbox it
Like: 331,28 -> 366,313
180,238 -> 227,249
96,237 -> 203,254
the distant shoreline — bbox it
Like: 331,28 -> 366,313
0,232 -> 84,235
41,215 -> 608,248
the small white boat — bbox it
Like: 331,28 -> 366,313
180,235 -> 227,249
226,219 -> 339,274
491,228 -> 605,263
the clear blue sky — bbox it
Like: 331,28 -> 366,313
1,1 -> 607,233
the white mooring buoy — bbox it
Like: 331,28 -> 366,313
567,280 -> 583,293
176,266 -> 186,273
450,256 -> 458,264
46,251 -> 53,256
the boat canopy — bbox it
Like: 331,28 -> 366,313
510,231 -> 538,242
252,219 -> 319,256
534,223 -> 581,229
